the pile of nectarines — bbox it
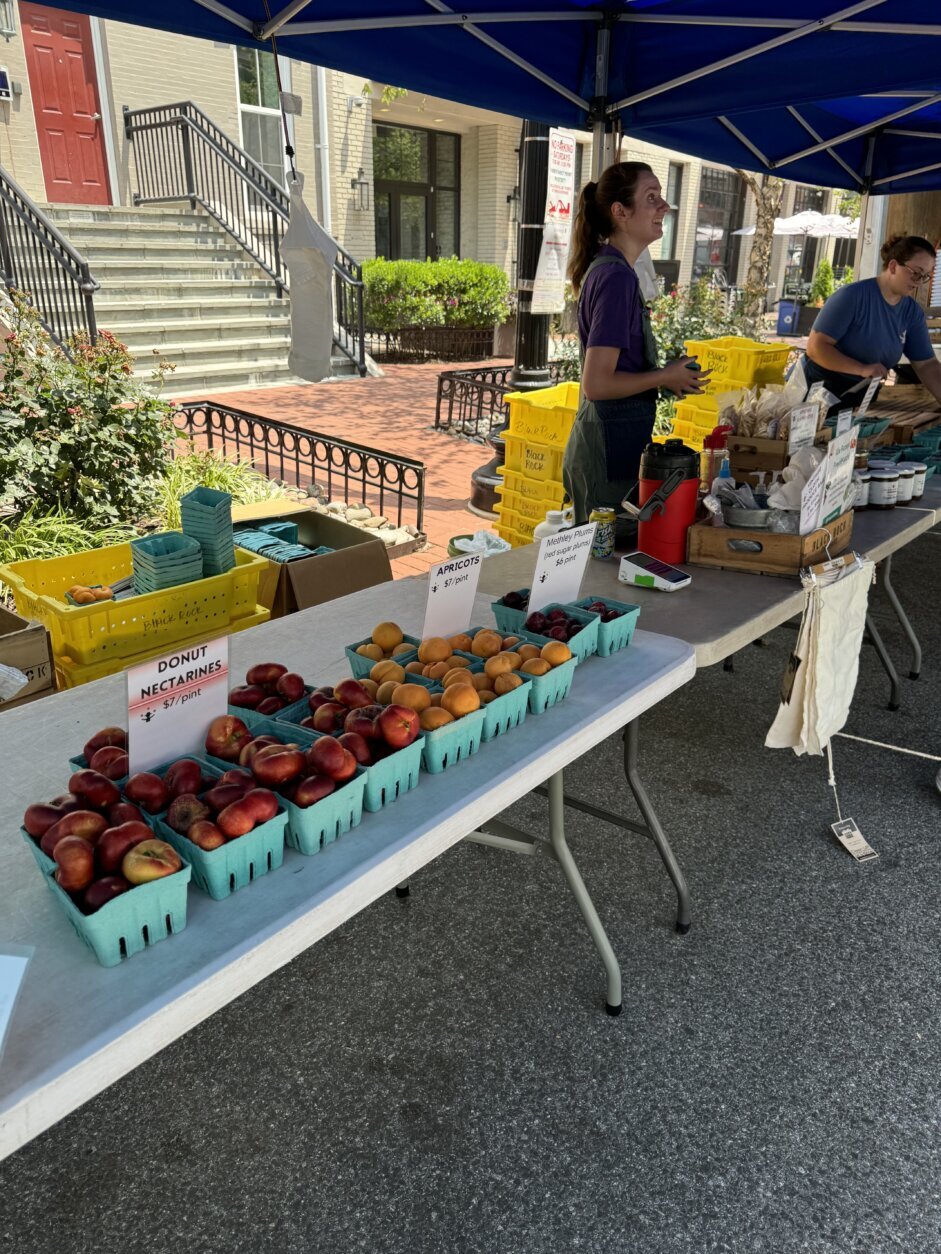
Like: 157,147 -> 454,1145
297,679 -> 422,765
229,662 -> 309,715
163,760 -> 281,850
77,725 -> 129,779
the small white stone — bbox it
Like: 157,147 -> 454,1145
361,515 -> 387,528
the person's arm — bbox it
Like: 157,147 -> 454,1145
806,329 -> 888,380
911,357 -> 941,405
582,347 -> 706,401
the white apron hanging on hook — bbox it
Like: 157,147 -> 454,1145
280,171 -> 337,383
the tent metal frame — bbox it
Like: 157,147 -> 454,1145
192,0 -> 941,191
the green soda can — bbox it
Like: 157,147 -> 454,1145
589,507 -> 616,559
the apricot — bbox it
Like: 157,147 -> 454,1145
92,586 -> 113,601
376,680 -> 400,705
441,684 -> 481,717
445,654 -> 471,669
429,693 -> 443,707
471,672 -> 494,692
494,672 -> 523,695
504,652 -> 522,671
420,707 -> 454,730
517,643 -> 541,662
392,642 -> 414,656
470,630 -> 503,658
484,653 -> 514,679
71,589 -> 96,605
448,633 -> 474,653
404,661 -> 425,675
372,621 -> 404,652
479,690 -> 497,705
426,661 -> 450,680
541,641 -> 572,667
442,669 -> 475,688
370,660 -> 406,685
502,636 -> 520,648
418,636 -> 451,664
356,642 -> 384,661
390,683 -> 431,712
521,658 -> 551,676
359,678 -> 379,699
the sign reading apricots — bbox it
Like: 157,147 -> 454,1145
422,554 -> 483,639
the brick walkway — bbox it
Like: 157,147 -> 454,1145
190,361 -> 509,578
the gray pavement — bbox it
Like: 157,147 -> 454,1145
2,525 -> 939,1254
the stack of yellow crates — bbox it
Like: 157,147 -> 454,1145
495,381 -> 580,546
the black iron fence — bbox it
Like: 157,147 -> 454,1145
173,401 -> 425,533
124,101 -> 366,375
366,326 -> 496,364
435,361 -> 566,438
0,163 -> 98,348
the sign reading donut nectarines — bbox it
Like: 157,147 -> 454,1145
127,638 -> 229,774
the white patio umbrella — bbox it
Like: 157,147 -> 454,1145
733,210 -> 857,238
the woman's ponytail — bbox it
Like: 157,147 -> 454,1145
567,161 -> 653,294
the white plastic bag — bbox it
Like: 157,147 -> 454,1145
280,172 -> 338,382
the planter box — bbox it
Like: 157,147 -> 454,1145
687,510 -> 853,577
367,326 -> 497,363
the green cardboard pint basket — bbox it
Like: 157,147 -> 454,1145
421,707 -> 485,774
362,739 -> 424,812
280,768 -> 366,855
155,807 -> 287,899
491,588 -> 531,634
344,633 -> 420,679
480,672 -> 533,742
42,862 -> 191,967
21,826 -> 55,874
525,655 -> 577,714
573,596 -> 641,657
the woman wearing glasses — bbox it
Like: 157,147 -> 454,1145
803,234 -> 941,404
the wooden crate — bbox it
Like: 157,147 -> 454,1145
885,412 -> 941,445
0,606 -> 55,711
687,510 -> 853,577
728,428 -> 830,477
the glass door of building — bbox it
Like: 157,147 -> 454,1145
373,123 -> 459,261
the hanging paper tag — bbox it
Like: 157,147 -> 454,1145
856,378 -> 880,418
529,523 -> 596,611
831,818 -> 879,862
787,404 -> 818,454
807,381 -> 826,401
422,554 -> 482,638
127,638 -> 229,774
835,408 -> 853,436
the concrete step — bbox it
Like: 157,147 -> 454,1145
44,206 -> 214,229
48,221 -> 232,244
86,257 -> 266,280
147,357 -> 299,392
92,277 -> 277,300
74,242 -> 245,265
106,313 -> 291,346
95,295 -> 289,325
127,335 -> 290,368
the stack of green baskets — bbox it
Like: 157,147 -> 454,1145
130,532 -> 203,594
180,487 -> 235,575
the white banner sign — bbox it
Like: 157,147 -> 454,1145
422,554 -> 482,639
127,638 -> 229,774
531,128 -> 577,315
529,523 -> 596,611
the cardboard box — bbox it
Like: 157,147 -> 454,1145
232,505 -> 393,618
728,428 -> 831,478
0,606 -> 55,710
687,510 -> 853,577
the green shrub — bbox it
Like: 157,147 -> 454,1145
0,504 -> 136,568
0,295 -> 175,527
837,265 -> 854,288
810,258 -> 835,305
650,279 -> 757,364
363,257 -> 511,331
157,444 -> 291,530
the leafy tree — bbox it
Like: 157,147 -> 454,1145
736,171 -> 784,334
810,258 -> 836,306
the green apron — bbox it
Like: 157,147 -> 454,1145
562,253 -> 659,525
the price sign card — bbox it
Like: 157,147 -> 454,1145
835,408 -> 854,436
422,553 -> 482,638
530,523 -> 596,612
127,637 -> 229,773
821,428 -> 858,525
856,377 -> 880,419
799,457 -> 828,535
787,404 -> 818,454
0,946 -> 32,1065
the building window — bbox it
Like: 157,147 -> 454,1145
784,185 -> 827,297
373,123 -> 460,261
0,1 -> 15,36
661,162 -> 683,260
236,47 -> 288,188
693,167 -> 745,285
832,236 -> 855,281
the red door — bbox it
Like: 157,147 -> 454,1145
20,3 -> 110,204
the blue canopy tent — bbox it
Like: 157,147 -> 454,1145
46,1 -> 941,192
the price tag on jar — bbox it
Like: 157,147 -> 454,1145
127,637 -> 229,774
530,522 -> 596,612
422,553 -> 482,638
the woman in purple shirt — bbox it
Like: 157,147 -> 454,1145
562,161 -> 707,526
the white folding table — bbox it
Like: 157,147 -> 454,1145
0,583 -> 694,1162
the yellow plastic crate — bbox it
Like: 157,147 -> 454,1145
496,489 -> 562,524
494,520 -> 529,549
494,504 -> 541,543
497,467 -> 566,504
54,605 -> 270,689
701,374 -> 750,397
0,540 -> 267,667
684,336 -> 791,387
506,381 -> 580,447
503,434 -> 566,483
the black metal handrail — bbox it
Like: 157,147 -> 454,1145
435,361 -> 566,438
0,164 -> 98,347
173,401 -> 424,534
124,101 -> 366,375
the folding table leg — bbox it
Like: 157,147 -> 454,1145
880,553 -> 922,680
865,613 -> 901,711
546,770 -> 623,1016
623,720 -> 691,934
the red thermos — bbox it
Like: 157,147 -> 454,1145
637,439 -> 699,565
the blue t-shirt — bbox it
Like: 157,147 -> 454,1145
813,278 -> 934,369
577,245 -> 645,375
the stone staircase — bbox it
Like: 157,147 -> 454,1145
42,204 -> 358,394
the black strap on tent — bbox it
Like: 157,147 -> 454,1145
261,0 -> 296,181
